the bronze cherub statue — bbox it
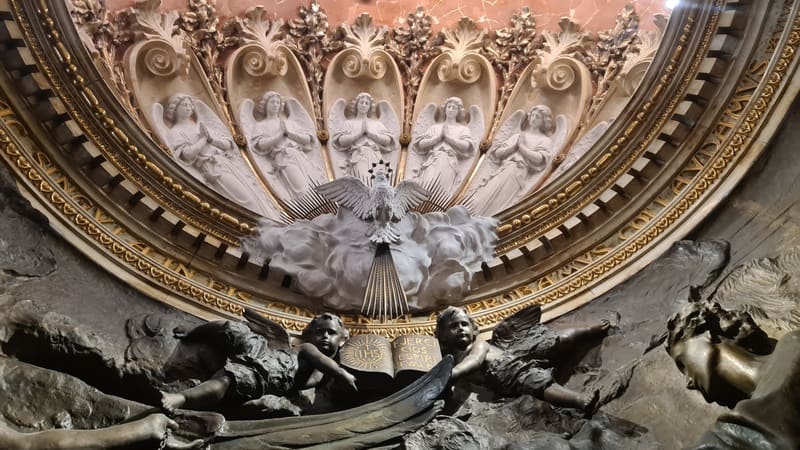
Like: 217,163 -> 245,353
436,305 -> 612,416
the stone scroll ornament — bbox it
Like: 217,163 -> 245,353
240,92 -> 326,200
408,97 -> 484,197
151,94 -> 280,219
466,105 -> 570,216
328,93 -> 401,180
243,164 -> 497,314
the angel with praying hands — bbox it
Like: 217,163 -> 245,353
410,97 -> 483,195
436,305 -> 612,416
152,94 -> 277,218
240,91 -> 325,199
329,93 -> 400,179
468,105 -> 569,216
159,310 -> 357,417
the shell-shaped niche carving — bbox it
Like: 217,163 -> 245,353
323,14 -> 403,180
405,18 -> 495,200
464,21 -> 591,215
225,8 -> 328,201
123,1 -> 280,219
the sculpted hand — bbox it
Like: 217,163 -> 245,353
199,123 -> 211,143
142,413 -> 178,441
341,370 -> 358,391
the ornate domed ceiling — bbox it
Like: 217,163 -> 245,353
0,0 -> 798,336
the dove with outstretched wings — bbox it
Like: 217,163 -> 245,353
315,168 -> 431,244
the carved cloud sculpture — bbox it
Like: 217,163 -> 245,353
244,205 -> 497,312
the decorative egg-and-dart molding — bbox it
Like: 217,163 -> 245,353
0,0 -> 798,336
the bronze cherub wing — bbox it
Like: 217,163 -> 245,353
490,304 -> 543,350
243,307 -> 291,350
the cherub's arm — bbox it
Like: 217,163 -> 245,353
297,342 -> 358,390
451,340 -> 490,380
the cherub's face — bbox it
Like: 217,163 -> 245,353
444,101 -> 460,119
309,318 -> 347,356
356,96 -> 372,115
439,310 -> 475,349
176,98 -> 194,120
266,95 -> 282,115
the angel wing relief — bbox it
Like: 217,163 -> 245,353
328,93 -> 401,181
466,105 -> 570,216
151,94 -> 280,219
407,97 -> 484,199
239,92 -> 327,200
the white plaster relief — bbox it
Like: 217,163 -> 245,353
408,97 -> 483,195
152,94 -> 279,219
328,93 -> 400,180
240,92 -> 326,199
468,105 -> 569,216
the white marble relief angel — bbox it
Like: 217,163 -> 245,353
240,92 -> 325,200
467,105 -> 569,216
409,97 -> 483,195
151,94 -> 279,218
328,92 -> 400,179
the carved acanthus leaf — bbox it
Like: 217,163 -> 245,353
224,7 -> 288,77
536,17 -> 590,69
442,17 -> 486,56
230,7 -> 285,48
342,14 -> 388,55
127,0 -> 182,48
437,18 -> 487,83
336,14 -> 392,79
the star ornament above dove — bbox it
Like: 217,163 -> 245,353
315,162 -> 431,245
